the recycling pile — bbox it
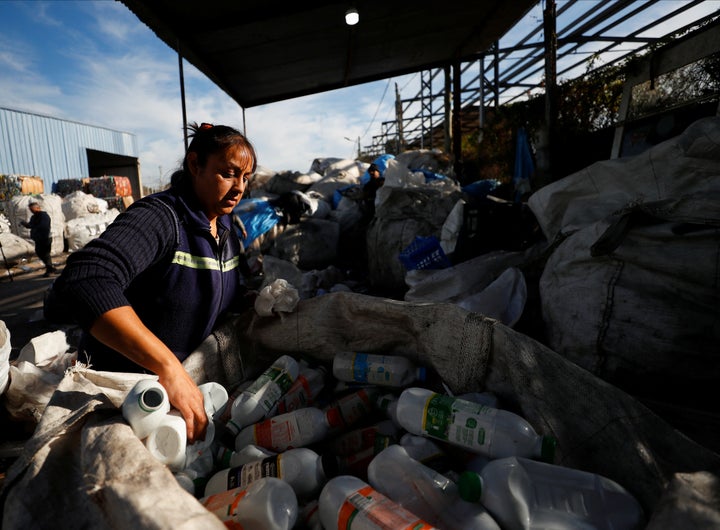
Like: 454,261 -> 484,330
120,351 -> 644,529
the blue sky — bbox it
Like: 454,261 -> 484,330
1,1 -> 718,188
0,0 -> 405,187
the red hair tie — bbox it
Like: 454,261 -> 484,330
200,122 -> 213,130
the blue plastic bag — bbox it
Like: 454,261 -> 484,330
233,198 -> 282,247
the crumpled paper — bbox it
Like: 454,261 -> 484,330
254,278 -> 300,316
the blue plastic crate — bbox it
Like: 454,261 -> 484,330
398,235 -> 452,271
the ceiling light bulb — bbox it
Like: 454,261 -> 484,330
345,8 -> 359,26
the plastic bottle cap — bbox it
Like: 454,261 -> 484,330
541,435 -> 557,464
140,387 -> 165,411
417,366 -> 427,382
320,453 -> 340,479
458,471 -> 483,502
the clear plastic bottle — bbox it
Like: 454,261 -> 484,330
204,447 -> 338,502
397,387 -> 556,462
318,475 -> 438,530
201,476 -> 298,530
275,364 -> 327,414
121,378 -> 171,439
228,355 -> 299,435
333,352 -> 426,387
458,457 -> 645,530
367,444 -> 500,530
235,406 -> 343,453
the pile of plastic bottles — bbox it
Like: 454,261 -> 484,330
122,352 -> 645,529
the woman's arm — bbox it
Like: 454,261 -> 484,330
50,199 -> 208,442
90,306 -> 208,443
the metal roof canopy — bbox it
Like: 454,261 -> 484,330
118,0 -> 536,109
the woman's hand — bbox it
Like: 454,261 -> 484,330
90,306 -> 208,443
156,363 -> 208,444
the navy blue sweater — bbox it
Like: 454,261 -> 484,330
23,210 -> 51,244
48,187 -> 249,372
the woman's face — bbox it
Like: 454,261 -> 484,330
188,145 -> 254,221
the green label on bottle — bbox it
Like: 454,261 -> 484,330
422,393 -> 454,440
422,393 -> 491,451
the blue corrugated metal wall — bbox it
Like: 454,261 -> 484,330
0,107 -> 138,193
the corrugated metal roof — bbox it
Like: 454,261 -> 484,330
0,107 -> 138,193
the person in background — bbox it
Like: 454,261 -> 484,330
363,163 -> 385,202
45,122 -> 257,443
360,163 -> 385,221
21,199 -> 56,277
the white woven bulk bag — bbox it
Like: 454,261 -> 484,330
539,192 -> 720,401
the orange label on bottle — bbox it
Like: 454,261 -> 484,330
337,485 -> 436,529
201,487 -> 248,528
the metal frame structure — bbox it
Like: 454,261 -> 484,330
364,0 -> 720,161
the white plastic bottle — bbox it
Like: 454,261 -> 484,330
228,354 -> 299,434
333,352 -> 426,387
201,476 -> 298,530
216,379 -> 252,424
328,420 -> 399,456
399,433 -> 453,474
457,391 -> 500,409
199,381 -> 229,419
204,447 -> 338,501
322,387 -> 380,434
335,443 -> 391,482
216,443 -> 276,469
144,411 -> 187,471
275,364 -> 327,414
375,392 -> 401,428
297,499 -> 323,530
121,378 -> 171,439
397,387 -> 556,462
458,457 -> 645,530
185,382 -> 228,470
367,444 -> 500,530
318,475 -> 438,530
235,406 -> 342,453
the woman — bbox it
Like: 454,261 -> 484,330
46,122 -> 256,443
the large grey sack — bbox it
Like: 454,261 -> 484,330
539,192 -> 720,407
528,116 -> 720,242
0,369 -> 225,530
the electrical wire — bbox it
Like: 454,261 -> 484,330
361,77 -> 392,140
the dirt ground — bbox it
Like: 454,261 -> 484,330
0,252 -> 70,359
